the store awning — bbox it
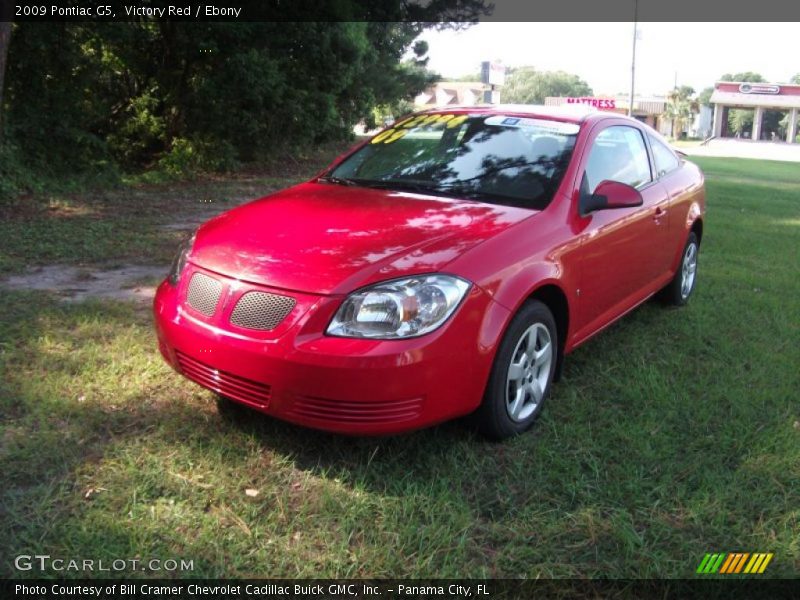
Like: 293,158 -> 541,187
710,91 -> 800,109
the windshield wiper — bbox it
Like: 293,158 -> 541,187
355,179 -> 443,195
355,179 -> 515,204
319,177 -> 514,205
318,175 -> 359,186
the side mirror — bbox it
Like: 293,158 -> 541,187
580,179 -> 644,216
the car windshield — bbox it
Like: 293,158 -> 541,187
326,113 -> 579,210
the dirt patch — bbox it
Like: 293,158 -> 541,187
0,142 -> 354,303
0,198 -> 239,303
2,265 -> 166,303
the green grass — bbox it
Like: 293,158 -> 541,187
0,156 -> 798,579
0,140 -> 351,274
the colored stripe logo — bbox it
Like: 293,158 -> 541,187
696,552 -> 773,574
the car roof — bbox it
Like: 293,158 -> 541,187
417,103 -> 636,126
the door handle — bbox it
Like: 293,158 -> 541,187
653,207 -> 666,222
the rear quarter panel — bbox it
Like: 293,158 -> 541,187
662,159 -> 706,271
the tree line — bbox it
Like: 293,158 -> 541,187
0,6 -> 487,197
1,16 -> 797,199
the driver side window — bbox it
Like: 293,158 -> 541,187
585,126 -> 652,193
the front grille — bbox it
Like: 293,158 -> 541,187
290,395 -> 424,424
175,351 -> 271,407
229,291 -> 296,330
186,272 -> 222,316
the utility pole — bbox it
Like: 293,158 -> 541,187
628,0 -> 638,117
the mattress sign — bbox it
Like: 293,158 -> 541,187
566,97 -> 617,109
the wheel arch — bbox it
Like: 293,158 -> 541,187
669,204 -> 704,273
690,216 -> 703,244
525,283 -> 570,382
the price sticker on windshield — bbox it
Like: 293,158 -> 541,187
371,128 -> 409,144
372,114 -> 470,144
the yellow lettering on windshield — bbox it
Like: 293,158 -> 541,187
370,113 -> 468,144
382,129 -> 408,144
446,115 -> 468,128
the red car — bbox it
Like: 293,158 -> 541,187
153,106 -> 705,439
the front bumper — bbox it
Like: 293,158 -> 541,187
153,264 -> 508,435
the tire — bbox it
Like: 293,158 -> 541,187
476,300 -> 558,440
662,232 -> 699,306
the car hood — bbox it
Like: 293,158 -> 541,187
189,182 -> 534,295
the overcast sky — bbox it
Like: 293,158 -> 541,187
416,22 -> 800,96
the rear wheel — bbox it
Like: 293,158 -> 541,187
662,232 -> 699,306
476,300 -> 558,440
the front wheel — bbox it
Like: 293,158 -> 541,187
476,300 -> 558,440
662,232 -> 699,306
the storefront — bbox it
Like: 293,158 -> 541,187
544,95 -> 667,133
710,82 -> 800,143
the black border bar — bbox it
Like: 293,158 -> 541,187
2,579 -> 800,600
4,0 -> 800,22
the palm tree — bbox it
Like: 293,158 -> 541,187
728,109 -> 753,138
665,86 -> 698,140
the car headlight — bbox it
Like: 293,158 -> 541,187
167,233 -> 196,286
327,275 -> 471,339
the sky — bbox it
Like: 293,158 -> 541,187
416,22 -> 800,97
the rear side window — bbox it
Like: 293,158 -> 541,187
585,125 -> 652,192
649,135 -> 681,177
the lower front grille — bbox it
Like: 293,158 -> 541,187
186,272 -> 223,316
175,351 -> 271,407
289,395 -> 424,424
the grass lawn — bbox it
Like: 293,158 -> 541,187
1,155 -> 798,579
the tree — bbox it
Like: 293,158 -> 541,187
665,86 -> 698,139
697,87 -> 714,107
502,67 -> 592,104
720,72 -> 765,83
728,109 -> 753,137
791,74 -> 800,84
0,21 -> 11,133
2,3 -> 488,181
451,72 -> 483,82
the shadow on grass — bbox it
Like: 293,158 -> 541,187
1,247 -> 798,578
3,156 -> 800,576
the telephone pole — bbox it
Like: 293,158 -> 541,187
628,0 -> 638,117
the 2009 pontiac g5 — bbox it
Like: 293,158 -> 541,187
153,105 -> 705,439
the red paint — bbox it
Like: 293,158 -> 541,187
153,107 -> 705,435
190,185 -> 531,295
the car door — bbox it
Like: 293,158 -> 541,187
647,133 -> 698,268
572,122 -> 672,344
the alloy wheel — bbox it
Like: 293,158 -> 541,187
505,323 -> 553,422
681,242 -> 698,299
